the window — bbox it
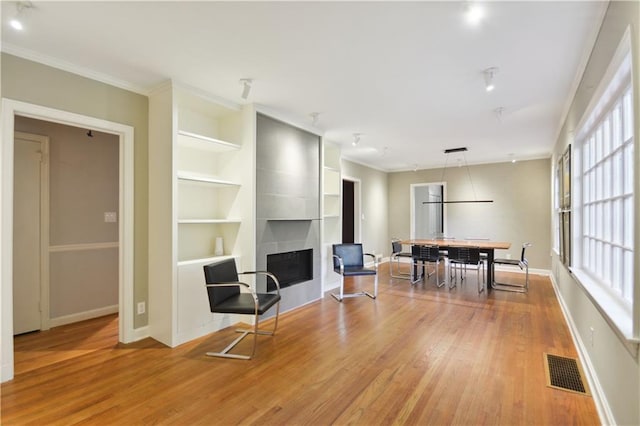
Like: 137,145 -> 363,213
572,31 -> 635,338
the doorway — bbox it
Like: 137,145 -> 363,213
341,177 -> 361,243
1,99 -> 135,382
411,182 -> 447,239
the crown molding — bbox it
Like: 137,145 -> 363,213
2,43 -> 150,96
552,1 -> 610,144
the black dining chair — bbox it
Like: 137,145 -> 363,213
411,244 -> 446,287
203,258 -> 282,360
447,246 -> 485,293
332,243 -> 378,301
491,242 -> 532,293
390,238 -> 412,279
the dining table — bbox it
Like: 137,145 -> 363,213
401,239 -> 511,292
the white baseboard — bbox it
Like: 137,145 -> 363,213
131,326 -> 150,342
549,273 -> 614,426
49,305 -> 118,328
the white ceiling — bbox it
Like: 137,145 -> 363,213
1,1 -> 607,171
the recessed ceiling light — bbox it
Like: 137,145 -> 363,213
465,2 -> 485,25
9,18 -> 23,31
9,1 -> 34,31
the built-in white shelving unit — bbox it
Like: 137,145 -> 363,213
148,81 -> 255,347
322,142 -> 342,292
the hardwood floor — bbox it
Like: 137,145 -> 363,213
2,263 -> 599,425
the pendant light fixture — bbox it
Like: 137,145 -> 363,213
422,147 -> 494,204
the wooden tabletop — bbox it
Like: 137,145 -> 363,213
401,239 -> 511,250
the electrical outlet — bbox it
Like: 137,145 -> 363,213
137,301 -> 146,315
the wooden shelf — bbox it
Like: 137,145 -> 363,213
177,255 -> 236,267
177,130 -> 241,152
176,171 -> 241,186
177,219 -> 241,224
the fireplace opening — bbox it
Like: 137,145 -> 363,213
267,249 -> 313,291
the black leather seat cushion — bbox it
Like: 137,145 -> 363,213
341,266 -> 377,276
212,293 -> 281,315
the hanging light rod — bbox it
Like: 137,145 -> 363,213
426,147 -> 494,204
444,147 -> 468,154
423,200 -> 493,204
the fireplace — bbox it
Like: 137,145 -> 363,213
266,249 -> 313,292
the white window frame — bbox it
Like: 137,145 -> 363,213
571,27 -> 637,341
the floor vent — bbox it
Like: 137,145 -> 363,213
544,353 -> 590,396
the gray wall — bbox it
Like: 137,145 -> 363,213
551,2 -> 640,425
15,117 -> 119,318
342,160 -> 389,258
2,53 -> 149,328
256,114 -> 322,312
388,159 -> 551,269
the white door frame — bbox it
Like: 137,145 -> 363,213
14,131 -> 50,332
342,176 -> 361,243
410,182 -> 448,239
1,99 -> 135,382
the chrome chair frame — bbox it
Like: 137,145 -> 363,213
491,242 -> 532,293
447,246 -> 485,293
331,243 -> 379,302
390,238 -> 412,279
203,260 -> 281,360
411,244 -> 446,287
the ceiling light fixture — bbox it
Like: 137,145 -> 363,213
483,67 -> 499,92
464,2 -> 485,25
494,106 -> 505,121
239,78 -> 252,100
422,147 -> 494,204
10,1 -> 34,31
352,133 -> 362,146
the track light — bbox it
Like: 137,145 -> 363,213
352,133 -> 362,146
10,1 -> 34,31
239,78 -> 252,100
483,67 -> 498,92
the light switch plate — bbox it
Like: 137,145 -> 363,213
104,212 -> 117,223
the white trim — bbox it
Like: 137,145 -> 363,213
49,242 -> 119,253
1,99 -> 135,382
2,44 -> 149,96
549,273 -> 614,426
553,2 -> 610,145
254,103 -> 324,137
409,182 -> 448,240
575,26 -> 632,139
131,325 -> 150,342
48,305 -> 118,328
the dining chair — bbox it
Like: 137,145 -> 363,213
390,238 -> 412,279
332,243 -> 378,301
411,244 -> 446,287
203,258 -> 282,360
491,242 -> 532,293
447,246 -> 485,293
